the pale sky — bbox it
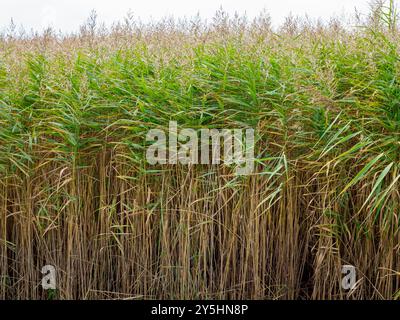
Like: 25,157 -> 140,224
1,0 -> 372,33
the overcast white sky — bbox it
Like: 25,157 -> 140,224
1,0 -> 372,33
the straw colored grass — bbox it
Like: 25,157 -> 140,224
1,2 -> 400,299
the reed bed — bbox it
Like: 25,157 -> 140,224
1,2 -> 400,299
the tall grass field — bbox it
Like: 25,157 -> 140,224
1,1 -> 400,299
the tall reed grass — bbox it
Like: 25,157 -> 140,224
1,2 -> 400,299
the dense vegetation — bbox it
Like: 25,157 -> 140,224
1,2 -> 400,299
